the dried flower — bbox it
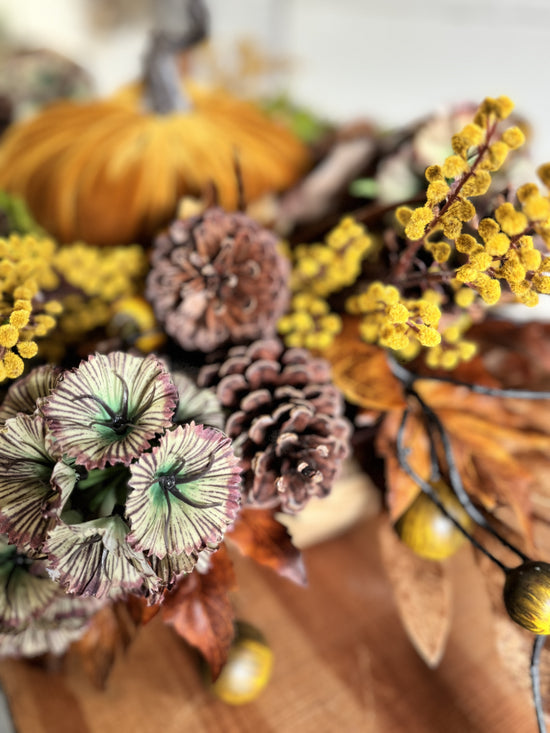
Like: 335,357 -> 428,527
198,338 -> 350,513
43,352 -> 178,469
0,414 -> 76,551
0,364 -> 61,423
46,516 -> 160,600
126,422 -> 241,564
0,538 -> 100,657
146,208 -> 290,352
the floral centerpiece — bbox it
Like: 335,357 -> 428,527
1,1 -> 550,730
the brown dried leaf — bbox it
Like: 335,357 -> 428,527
227,508 -> 307,585
125,595 -> 163,626
72,604 -> 135,689
323,317 -> 406,413
377,409 -> 431,521
378,520 -> 453,668
162,545 -> 237,680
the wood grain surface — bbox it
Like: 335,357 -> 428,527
0,515 -> 539,733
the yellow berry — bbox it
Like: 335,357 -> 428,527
210,622 -> 273,705
503,561 -> 550,635
394,480 -> 473,561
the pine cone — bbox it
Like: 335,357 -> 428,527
146,208 -> 290,352
198,338 -> 351,513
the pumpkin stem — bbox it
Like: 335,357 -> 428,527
144,0 -> 210,114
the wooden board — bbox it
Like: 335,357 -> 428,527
0,515 -> 538,732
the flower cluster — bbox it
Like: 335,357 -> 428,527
279,216 -> 372,349
0,351 -> 241,656
346,283 -> 442,354
281,95 -> 550,370
0,234 -> 61,381
53,243 -> 148,340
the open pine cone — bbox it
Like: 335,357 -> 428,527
198,338 -> 351,513
146,208 -> 290,352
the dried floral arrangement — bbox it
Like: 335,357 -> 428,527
2,1 -> 550,730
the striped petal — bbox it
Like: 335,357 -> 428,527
43,352 -> 177,469
0,590 -> 101,658
45,515 -> 159,600
127,423 -> 241,559
0,542 -> 58,631
0,414 -> 76,551
0,365 -> 62,424
147,549 -> 198,587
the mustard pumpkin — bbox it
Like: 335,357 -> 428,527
0,81 -> 310,246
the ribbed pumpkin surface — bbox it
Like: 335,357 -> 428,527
0,82 -> 310,245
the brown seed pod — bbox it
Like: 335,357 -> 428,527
503,560 -> 550,635
394,479 -> 473,561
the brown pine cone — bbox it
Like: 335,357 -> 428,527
146,208 -> 290,352
198,338 -> 351,514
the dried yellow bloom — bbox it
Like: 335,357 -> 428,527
523,195 -> 550,221
426,180 -> 450,205
387,303 -> 410,324
405,206 -> 433,240
416,324 -> 441,347
485,232 -> 511,257
0,324 -> 18,348
456,264 -> 479,283
16,341 -> 38,358
501,126 -> 525,149
537,163 -> 550,189
495,202 -> 528,236
442,155 -> 469,179
462,170 -> 491,196
429,241 -> 452,263
532,274 -> 550,294
519,248 -> 542,271
3,350 -> 24,378
455,287 -> 476,308
396,207 -> 413,226
425,165 -> 444,182
456,234 -> 479,254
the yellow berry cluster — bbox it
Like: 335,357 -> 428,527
278,293 -> 342,350
398,96 -> 523,253
53,243 -> 147,341
425,313 -> 477,370
347,282 -> 442,353
279,217 -> 372,348
0,234 -> 61,381
290,216 -> 372,297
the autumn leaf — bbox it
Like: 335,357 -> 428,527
227,508 -> 307,585
72,603 -> 138,689
125,594 -> 163,626
323,317 -> 406,412
378,520 -> 453,668
162,544 -> 237,680
377,409 -> 431,522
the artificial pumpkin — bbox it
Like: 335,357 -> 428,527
0,79 -> 310,246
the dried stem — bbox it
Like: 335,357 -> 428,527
392,119 -> 499,281
531,634 -> 548,733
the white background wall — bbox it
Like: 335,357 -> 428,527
0,0 -> 549,161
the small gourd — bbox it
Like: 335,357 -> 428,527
211,621 -> 273,705
394,479 -> 473,561
503,560 -> 550,635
